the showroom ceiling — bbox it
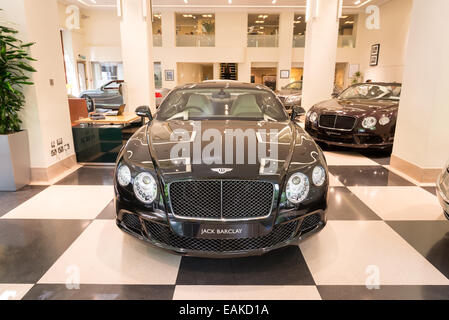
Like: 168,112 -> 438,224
66,0 -> 388,10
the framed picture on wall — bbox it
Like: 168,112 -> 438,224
165,70 -> 174,81
280,70 -> 290,79
370,44 -> 380,66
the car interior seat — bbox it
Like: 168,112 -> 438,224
185,94 -> 213,115
230,94 -> 262,117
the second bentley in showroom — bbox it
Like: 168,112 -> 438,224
305,82 -> 401,150
114,82 -> 329,257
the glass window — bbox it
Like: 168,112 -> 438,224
285,81 -> 303,90
157,88 -> 288,121
152,13 -> 162,47
91,62 -> 124,89
339,83 -> 402,101
175,13 -> 215,47
338,15 -> 357,48
247,14 -> 279,47
293,14 -> 306,48
154,62 -> 162,88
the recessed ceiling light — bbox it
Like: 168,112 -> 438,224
341,15 -> 348,19
272,0 -> 277,3
228,0 -> 232,3
184,0 -> 188,3
354,0 -> 361,4
345,21 -> 354,24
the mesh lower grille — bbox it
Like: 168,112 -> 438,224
143,220 -> 298,252
122,213 -> 142,234
319,115 -> 356,130
300,213 -> 322,233
169,180 -> 275,220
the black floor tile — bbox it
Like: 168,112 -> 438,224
22,284 -> 174,300
97,200 -> 116,220
0,219 -> 91,283
175,246 -> 314,286
0,185 -> 48,218
328,166 -> 415,186
318,285 -> 449,300
327,187 -> 381,220
358,150 -> 391,165
422,186 -> 437,196
56,166 -> 114,185
387,221 -> 449,279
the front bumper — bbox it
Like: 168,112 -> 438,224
437,174 -> 449,220
305,123 -> 393,149
115,198 -> 327,258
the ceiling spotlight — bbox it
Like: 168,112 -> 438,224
228,0 -> 232,3
354,0 -> 361,4
184,0 -> 188,3
272,0 -> 277,3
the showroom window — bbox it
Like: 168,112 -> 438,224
338,14 -> 357,48
293,14 -> 306,48
154,62 -> 162,88
175,13 -> 215,47
152,13 -> 162,47
247,14 -> 279,47
91,62 -> 124,89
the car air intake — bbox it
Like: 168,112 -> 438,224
319,114 -> 356,130
169,180 -> 275,220
143,220 -> 298,252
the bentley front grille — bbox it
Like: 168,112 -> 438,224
319,114 -> 356,131
168,180 -> 275,220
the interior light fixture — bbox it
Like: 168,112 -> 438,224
354,0 -> 361,4
228,0 -> 232,3
184,0 -> 188,3
345,21 -> 354,24
272,0 -> 277,3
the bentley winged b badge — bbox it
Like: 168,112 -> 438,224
211,168 -> 233,175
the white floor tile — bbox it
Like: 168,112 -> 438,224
300,221 -> 449,285
329,173 -> 344,187
324,151 -> 379,166
173,285 -> 321,300
0,284 -> 34,300
349,186 -> 446,221
1,185 -> 113,220
38,220 -> 181,285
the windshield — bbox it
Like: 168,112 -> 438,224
339,84 -> 401,101
285,82 -> 302,90
156,88 -> 288,121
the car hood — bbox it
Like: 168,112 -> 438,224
79,89 -> 100,97
313,98 -> 399,114
127,119 -> 323,184
276,89 -> 302,96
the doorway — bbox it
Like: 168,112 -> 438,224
177,63 -> 214,85
250,66 -> 277,91
77,61 -> 88,92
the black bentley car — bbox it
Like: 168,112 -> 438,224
114,82 -> 329,257
305,82 -> 401,150
437,159 -> 449,220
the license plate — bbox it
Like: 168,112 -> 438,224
198,224 -> 253,239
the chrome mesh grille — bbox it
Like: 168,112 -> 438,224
144,220 -> 298,252
169,180 -> 275,220
319,114 -> 356,130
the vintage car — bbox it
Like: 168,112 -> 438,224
437,159 -> 449,220
276,81 -> 342,112
114,81 -> 329,257
304,82 -> 401,150
80,80 -> 169,111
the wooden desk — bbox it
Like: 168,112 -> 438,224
75,112 -> 140,125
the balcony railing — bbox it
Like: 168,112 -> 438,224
293,35 -> 305,48
247,35 -> 279,48
338,35 -> 356,48
153,34 -> 162,47
176,35 -> 215,47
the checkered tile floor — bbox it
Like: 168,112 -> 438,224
1,149 -> 448,300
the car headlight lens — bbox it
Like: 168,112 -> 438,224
309,112 -> 318,125
362,116 -> 377,129
312,166 -> 326,186
286,172 -> 310,204
379,116 -> 390,126
133,172 -> 158,204
117,164 -> 131,187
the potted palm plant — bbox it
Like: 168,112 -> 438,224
0,22 -> 36,191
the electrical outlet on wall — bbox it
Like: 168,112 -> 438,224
57,138 -> 63,145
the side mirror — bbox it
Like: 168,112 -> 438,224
135,105 -> 153,121
331,92 -> 339,99
291,105 -> 306,121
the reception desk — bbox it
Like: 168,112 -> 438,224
72,112 -> 142,164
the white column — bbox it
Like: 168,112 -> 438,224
391,0 -> 449,182
0,0 -> 76,181
277,11 -> 294,90
301,0 -> 340,110
161,11 -> 177,89
119,0 -> 156,112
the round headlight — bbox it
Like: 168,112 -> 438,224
117,164 -> 131,187
312,166 -> 326,186
379,116 -> 390,126
362,116 -> 377,129
286,172 -> 310,204
309,112 -> 318,125
133,172 -> 158,204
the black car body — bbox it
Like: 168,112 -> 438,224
437,160 -> 449,220
114,82 -> 329,257
305,82 -> 401,149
